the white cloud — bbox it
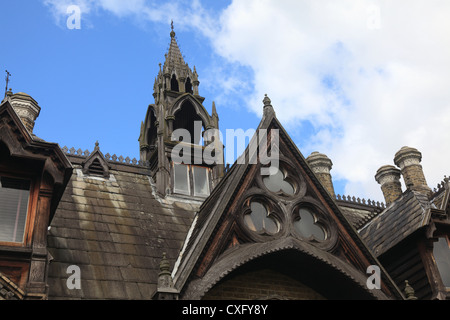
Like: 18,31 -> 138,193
209,0 -> 450,201
41,0 -> 450,201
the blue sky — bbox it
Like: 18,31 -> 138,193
2,1 -> 450,201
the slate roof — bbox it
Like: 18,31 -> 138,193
47,159 -> 198,299
358,189 -> 432,257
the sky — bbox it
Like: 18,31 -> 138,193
1,0 -> 450,202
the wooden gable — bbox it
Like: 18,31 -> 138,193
171,99 -> 403,300
0,100 -> 72,299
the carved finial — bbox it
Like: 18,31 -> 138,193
404,280 -> 418,300
94,141 -> 99,151
170,20 -> 175,38
212,101 -> 217,115
159,252 -> 170,275
263,94 -> 271,106
158,252 -> 175,291
263,94 -> 275,117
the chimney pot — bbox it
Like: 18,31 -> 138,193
394,146 -> 431,196
9,92 -> 41,133
375,165 -> 402,205
306,151 -> 335,198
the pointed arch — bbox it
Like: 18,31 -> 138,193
171,74 -> 179,92
140,105 -> 158,149
185,77 -> 193,94
181,237 -> 388,300
169,94 -> 211,128
169,95 -> 212,145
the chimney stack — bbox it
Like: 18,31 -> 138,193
394,146 -> 431,196
8,91 -> 41,133
306,151 -> 335,198
375,165 -> 403,205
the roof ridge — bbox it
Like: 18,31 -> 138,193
61,145 -> 148,167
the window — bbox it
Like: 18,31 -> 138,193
263,168 -> 294,195
293,208 -> 326,241
433,237 -> 450,288
0,176 -> 31,243
173,163 -> 210,197
244,201 -> 279,235
173,163 -> 190,195
192,166 -> 209,196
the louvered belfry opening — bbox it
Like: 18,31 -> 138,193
88,159 -> 104,177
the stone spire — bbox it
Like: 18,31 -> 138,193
153,22 -> 200,98
165,22 -> 187,74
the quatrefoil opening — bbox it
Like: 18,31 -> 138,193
294,208 -> 326,241
263,168 -> 294,195
244,202 -> 279,235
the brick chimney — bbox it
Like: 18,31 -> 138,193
394,146 -> 431,196
375,165 -> 403,205
306,151 -> 335,198
7,90 -> 41,133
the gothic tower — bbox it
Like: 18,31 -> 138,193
139,25 -> 224,198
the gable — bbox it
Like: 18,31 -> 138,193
171,101 -> 403,300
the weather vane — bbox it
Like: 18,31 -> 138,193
4,70 -> 11,97
171,20 -> 174,31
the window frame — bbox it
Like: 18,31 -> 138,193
432,235 -> 450,291
172,162 -> 211,198
0,171 -> 37,247
192,166 -> 210,197
173,163 -> 191,195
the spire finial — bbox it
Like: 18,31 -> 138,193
4,70 -> 11,98
170,20 -> 175,38
263,94 -> 275,117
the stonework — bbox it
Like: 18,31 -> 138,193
7,91 -> 41,133
306,151 -> 335,197
375,165 -> 402,205
394,146 -> 431,195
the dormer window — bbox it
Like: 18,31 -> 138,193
0,176 -> 31,243
173,163 -> 210,197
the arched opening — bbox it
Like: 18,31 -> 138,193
201,248 -> 376,300
173,100 -> 205,145
185,77 -> 193,94
147,109 -> 157,150
171,74 -> 179,92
